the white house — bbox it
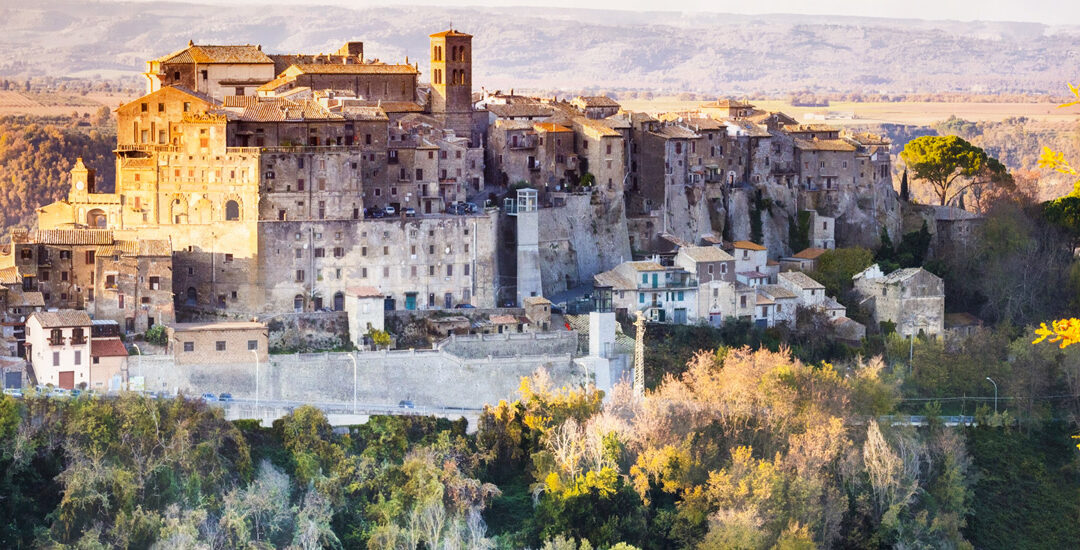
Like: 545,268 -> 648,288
345,286 -> 386,348
25,310 -> 92,389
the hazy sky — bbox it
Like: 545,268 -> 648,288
154,0 -> 1080,25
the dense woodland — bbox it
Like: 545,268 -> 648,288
1,343 -> 1077,549
0,114 -> 115,233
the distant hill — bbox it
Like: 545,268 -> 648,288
2,2 -> 1078,95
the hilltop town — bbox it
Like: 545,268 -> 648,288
0,28 -> 948,401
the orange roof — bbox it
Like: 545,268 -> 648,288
793,247 -> 827,260
286,63 -> 418,75
533,122 -> 572,133
490,314 -> 519,324
91,337 -> 129,358
430,29 -> 473,38
347,286 -> 383,298
733,240 -> 766,251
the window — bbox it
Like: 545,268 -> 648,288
296,270 -> 305,282
383,246 -> 388,255
215,341 -> 226,352
295,248 -> 302,259
314,248 -> 325,258
53,352 -> 60,366
333,247 -> 343,258
224,254 -> 233,263
74,351 -> 81,365
225,200 -> 240,221
639,293 -> 644,304
740,295 -> 747,308
40,271 -> 49,282
429,265 -> 435,276
183,102 -> 191,112
641,274 -> 647,284
140,102 -> 148,112
247,340 -> 258,351
361,267 -> 368,278
50,328 -> 64,346
61,271 -> 68,282
118,294 -> 125,309
464,264 -> 470,276
416,168 -> 423,180
446,265 -> 453,276
297,179 -> 305,191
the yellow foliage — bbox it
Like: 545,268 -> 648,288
1032,318 -> 1080,349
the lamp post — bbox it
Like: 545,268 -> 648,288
251,349 -> 259,408
986,377 -> 998,414
348,352 -> 358,413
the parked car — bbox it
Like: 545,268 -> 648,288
69,389 -> 82,398
201,393 -> 217,402
384,205 -> 397,216
404,207 -> 417,217
398,400 -> 415,409
455,303 -> 476,309
219,392 -> 233,402
464,202 -> 479,213
2,388 -> 22,398
370,207 -> 386,219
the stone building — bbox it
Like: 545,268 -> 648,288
570,96 -> 621,119
25,310 -> 92,389
852,265 -> 945,337
593,260 -> 698,323
1,229 -> 174,334
168,321 -> 268,366
143,43 -> 275,101
344,286 -> 385,348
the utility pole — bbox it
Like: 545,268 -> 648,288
633,311 -> 646,397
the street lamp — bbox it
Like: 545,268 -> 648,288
251,349 -> 259,408
348,352 -> 358,413
986,376 -> 998,414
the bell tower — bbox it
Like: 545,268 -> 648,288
429,28 -> 473,141
69,157 -> 96,201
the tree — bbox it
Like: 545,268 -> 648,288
899,169 -> 910,202
900,135 -> 1010,206
809,247 -> 873,298
144,324 -> 167,346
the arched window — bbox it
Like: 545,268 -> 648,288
86,208 -> 107,228
224,200 -> 240,221
333,291 -> 344,311
294,295 -> 304,313
185,287 -> 197,306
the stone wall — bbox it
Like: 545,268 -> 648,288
436,331 -> 578,359
128,348 -> 579,411
261,311 -> 350,352
538,194 -> 631,295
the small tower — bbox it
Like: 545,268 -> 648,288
515,188 -> 541,307
429,28 -> 473,141
69,157 -> 96,200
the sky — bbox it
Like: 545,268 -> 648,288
134,0 -> 1080,26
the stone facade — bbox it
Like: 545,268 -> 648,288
853,265 -> 945,337
168,321 -> 269,365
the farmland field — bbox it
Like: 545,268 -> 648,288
0,90 -> 138,117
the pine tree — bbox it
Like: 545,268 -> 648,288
900,169 -> 910,201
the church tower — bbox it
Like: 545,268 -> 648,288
429,29 -> 474,142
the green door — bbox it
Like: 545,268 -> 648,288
651,273 -> 658,288
405,293 -> 417,310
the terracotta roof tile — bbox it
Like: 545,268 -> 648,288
779,271 -> 825,289
30,229 -> 113,246
533,122 -> 572,133
156,44 -> 273,65
793,247 -> 827,260
91,337 -> 129,357
733,240 -> 766,251
486,103 -> 555,118
430,29 -> 473,38
288,63 -> 418,75
794,138 -> 856,152
679,245 -> 734,262
29,310 -> 91,328
490,314 -> 519,324
573,95 -> 620,108
346,286 -> 383,298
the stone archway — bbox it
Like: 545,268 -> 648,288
86,209 -> 107,228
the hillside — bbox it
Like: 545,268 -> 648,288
2,2 -> 1079,95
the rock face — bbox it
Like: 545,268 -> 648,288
537,194 -> 632,296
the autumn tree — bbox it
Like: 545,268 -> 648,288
900,135 -> 1011,207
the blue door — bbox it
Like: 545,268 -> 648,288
651,273 -> 658,288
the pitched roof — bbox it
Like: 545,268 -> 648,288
430,29 -> 473,38
486,103 -> 555,118
524,296 -> 552,306
700,99 -> 754,109
655,125 -> 699,139
91,337 -> 129,358
490,314 -> 519,324
29,229 -> 113,246
533,122 -> 572,133
347,286 -> 384,298
821,296 -> 845,310
573,95 -> 620,108
794,138 -> 856,152
572,116 -> 622,138
287,63 -> 418,75
593,270 -> 634,290
783,123 -> 841,133
230,97 -> 342,122
755,293 -> 775,306
7,289 -> 43,307
29,310 -> 91,328
628,261 -> 664,272
732,240 -> 766,251
679,245 -> 734,263
779,271 -> 825,289
793,247 -> 827,260
357,100 -> 424,113
762,284 -> 797,299
171,321 -> 266,332
155,44 -> 273,64
0,266 -> 20,285
945,312 -> 982,327
880,267 -> 926,284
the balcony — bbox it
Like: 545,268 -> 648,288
509,136 -> 538,150
70,336 -> 87,345
48,337 -> 64,346
528,159 -> 541,171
